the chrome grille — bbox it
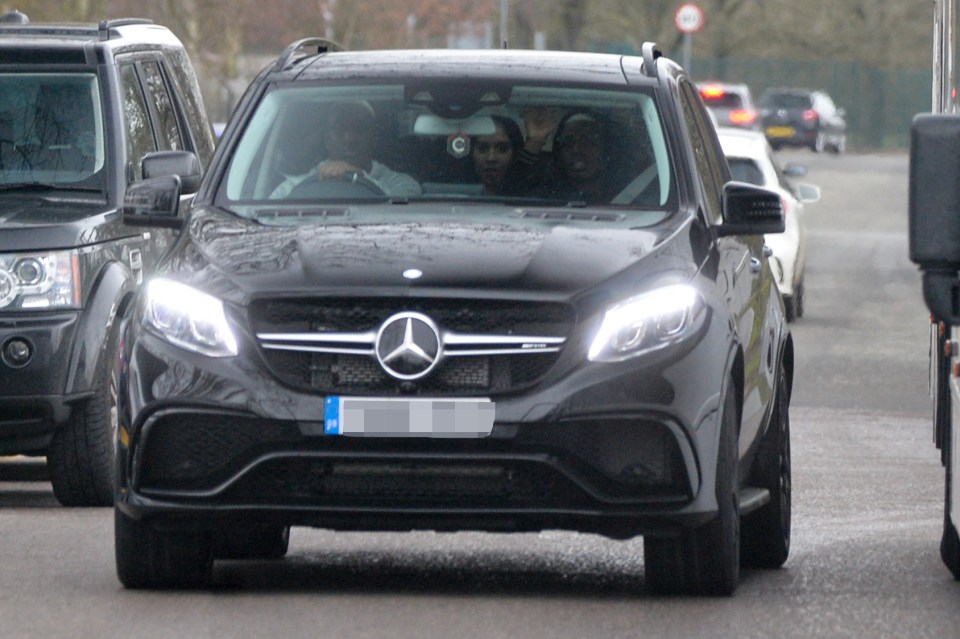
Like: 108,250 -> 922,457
250,297 -> 573,395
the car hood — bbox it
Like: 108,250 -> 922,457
0,196 -> 114,251
174,206 -> 687,304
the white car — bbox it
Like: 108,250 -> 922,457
717,127 -> 820,321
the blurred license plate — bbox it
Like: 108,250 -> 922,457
766,126 -> 795,138
324,396 -> 495,438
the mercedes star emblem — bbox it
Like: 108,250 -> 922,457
375,312 -> 442,380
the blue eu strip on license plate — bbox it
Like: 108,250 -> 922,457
323,396 -> 495,438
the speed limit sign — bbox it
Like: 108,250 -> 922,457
675,3 -> 705,34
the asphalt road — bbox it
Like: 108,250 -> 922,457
1,150 -> 956,638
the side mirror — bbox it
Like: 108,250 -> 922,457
910,113 -> 960,323
782,162 -> 807,178
794,183 -> 821,204
122,176 -> 183,229
141,150 -> 202,195
717,181 -> 784,237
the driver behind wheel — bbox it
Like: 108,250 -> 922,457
271,100 -> 421,198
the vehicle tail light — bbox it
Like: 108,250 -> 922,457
802,109 -> 818,122
729,109 -> 757,126
780,195 -> 789,218
700,84 -> 726,99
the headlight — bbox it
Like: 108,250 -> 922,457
588,284 -> 702,362
0,250 -> 80,310
143,278 -> 238,357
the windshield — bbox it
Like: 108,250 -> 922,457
0,73 -> 105,190
761,93 -> 812,110
727,158 -> 765,187
219,81 -> 676,218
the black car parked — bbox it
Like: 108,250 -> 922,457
0,18 -> 214,506
759,87 -> 847,153
115,41 -> 793,595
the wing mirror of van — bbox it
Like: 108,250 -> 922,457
909,114 -> 960,323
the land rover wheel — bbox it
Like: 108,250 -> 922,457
47,321 -> 120,507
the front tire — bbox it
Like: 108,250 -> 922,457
812,131 -> 826,153
795,280 -> 805,319
48,321 -> 121,506
645,384 -> 740,596
831,135 -> 846,155
115,508 -> 214,589
215,526 -> 291,560
784,295 -> 797,323
741,365 -> 792,568
940,400 -> 960,578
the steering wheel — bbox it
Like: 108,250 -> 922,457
0,137 -> 31,169
287,171 -> 385,199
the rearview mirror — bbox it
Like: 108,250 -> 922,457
413,114 -> 496,136
783,162 -> 806,178
794,183 -> 820,204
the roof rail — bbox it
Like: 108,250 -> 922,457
641,42 -> 662,78
273,37 -> 343,73
98,18 -> 154,40
0,10 -> 28,24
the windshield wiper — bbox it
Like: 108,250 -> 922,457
255,207 -> 351,221
0,182 -> 100,193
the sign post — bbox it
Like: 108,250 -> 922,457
674,3 -> 705,74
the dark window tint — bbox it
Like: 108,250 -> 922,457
762,93 -> 812,110
680,80 -> 726,221
702,94 -> 744,109
119,63 -> 157,181
0,73 -> 104,185
165,48 -> 214,168
140,61 -> 182,151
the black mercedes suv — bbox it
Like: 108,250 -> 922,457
115,40 -> 794,595
0,18 -> 215,506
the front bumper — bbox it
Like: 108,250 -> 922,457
118,314 -> 731,540
0,311 -> 81,453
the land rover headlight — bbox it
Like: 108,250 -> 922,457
0,250 -> 81,310
144,278 -> 238,357
588,284 -> 703,362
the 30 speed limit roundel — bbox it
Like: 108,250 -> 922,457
675,3 -> 705,34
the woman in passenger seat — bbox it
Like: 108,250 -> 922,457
471,115 -> 523,196
547,109 -> 633,204
506,107 -> 638,203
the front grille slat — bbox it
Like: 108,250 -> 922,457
221,458 -> 581,508
250,298 -> 574,395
